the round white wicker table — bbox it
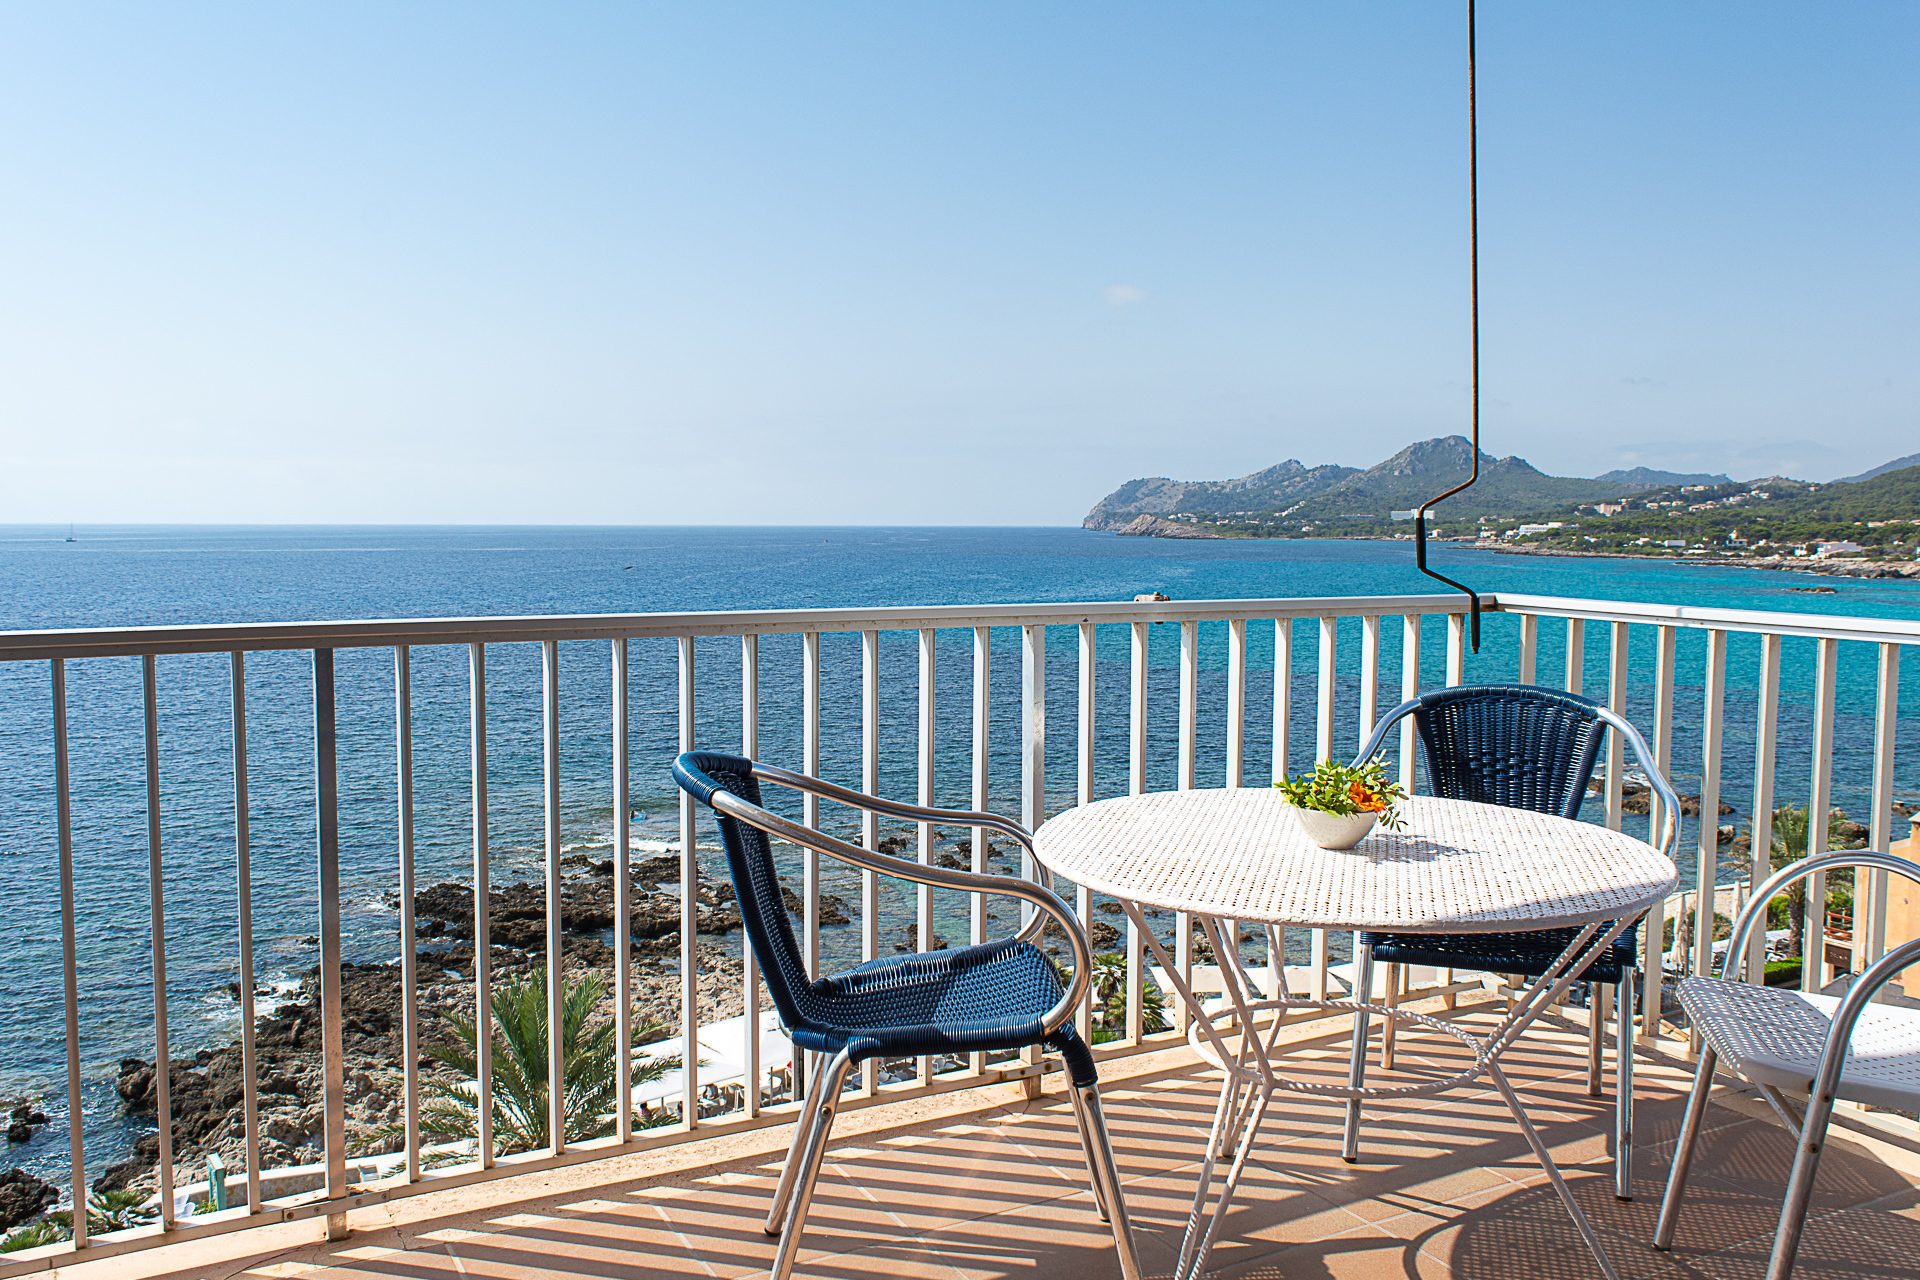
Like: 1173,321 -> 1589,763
1034,789 -> 1675,1280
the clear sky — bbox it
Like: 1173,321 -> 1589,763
1,3 -> 1914,525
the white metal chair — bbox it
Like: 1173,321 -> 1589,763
1654,849 -> 1920,1279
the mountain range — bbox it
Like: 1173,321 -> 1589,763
1082,437 -> 1735,531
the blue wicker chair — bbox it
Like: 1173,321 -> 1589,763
1339,685 -> 1679,1199
673,751 -> 1141,1280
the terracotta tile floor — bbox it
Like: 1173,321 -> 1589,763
75,1009 -> 1920,1280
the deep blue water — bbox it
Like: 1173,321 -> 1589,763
2,524 -> 1917,1189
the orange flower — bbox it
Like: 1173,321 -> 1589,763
1349,781 -> 1385,812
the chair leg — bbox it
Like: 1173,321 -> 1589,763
1652,1044 -> 1716,1250
1380,963 -> 1400,1071
1587,982 -> 1605,1098
1615,980 -> 1635,1201
1342,940 -> 1375,1163
1768,1059 -> 1840,1280
768,1048 -> 856,1280
1070,1081 -> 1143,1280
764,1049 -> 839,1235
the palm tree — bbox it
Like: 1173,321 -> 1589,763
1768,805 -> 1860,959
1086,952 -> 1167,1044
421,967 -> 680,1156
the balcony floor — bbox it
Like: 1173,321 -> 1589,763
77,1007 -> 1920,1280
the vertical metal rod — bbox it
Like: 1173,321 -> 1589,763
1606,624 -> 1629,833
1516,613 -> 1538,685
918,627 -> 937,1083
469,642 -> 494,1166
1446,614 -> 1466,686
542,640 -> 566,1154
1178,620 -> 1198,789
1565,618 -> 1585,695
1694,631 -> 1727,992
615,638 -> 635,1134
860,630 -> 881,1095
971,625 -> 990,1073
1314,617 -> 1336,1000
1128,621 -> 1148,1042
1226,619 -> 1247,788
1747,633 -> 1783,983
1316,616 -> 1337,762
52,660 -> 87,1247
1804,638 -> 1838,993
232,653 -> 263,1212
802,633 -> 822,984
313,650 -> 347,1239
1644,626 -> 1675,1040
143,654 -> 176,1229
1175,620 -> 1197,1033
1273,618 -> 1293,784
1359,615 -> 1381,746
393,647 -> 420,1182
1399,616 -> 1422,795
1021,624 -> 1047,1091
1077,622 -> 1097,1043
678,635 -> 700,1126
1864,644 -> 1900,971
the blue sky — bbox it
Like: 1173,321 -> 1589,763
1,3 -> 1914,525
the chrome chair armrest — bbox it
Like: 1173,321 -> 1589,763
1723,850 -> 1920,983
709,785 -> 1092,1030
752,761 -> 1051,942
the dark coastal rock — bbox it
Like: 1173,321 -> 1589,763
779,886 -> 850,927
1089,921 -> 1121,949
0,1168 -> 58,1231
415,874 -> 740,945
1588,782 -> 1735,817
91,1160 -> 144,1195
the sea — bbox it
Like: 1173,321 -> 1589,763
2,523 -> 1917,1191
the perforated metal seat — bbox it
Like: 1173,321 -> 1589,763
1655,851 -> 1920,1279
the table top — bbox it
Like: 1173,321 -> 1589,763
1033,789 -> 1676,932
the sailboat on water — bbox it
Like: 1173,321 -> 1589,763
65,524 -> 75,542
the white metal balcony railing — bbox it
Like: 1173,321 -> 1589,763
0,590 -> 1913,1274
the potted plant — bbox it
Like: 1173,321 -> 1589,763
1275,759 -> 1406,850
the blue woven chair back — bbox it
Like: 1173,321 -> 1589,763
671,751 -> 818,1030
1413,685 -> 1608,821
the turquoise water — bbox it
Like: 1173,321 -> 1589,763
1,524 -> 1917,1185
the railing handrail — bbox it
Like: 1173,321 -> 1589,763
10,589 -> 1920,663
0,593 -> 1478,662
1487,592 -> 1920,647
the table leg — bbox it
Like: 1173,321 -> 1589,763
1489,1061 -> 1622,1280
1342,936 -> 1375,1162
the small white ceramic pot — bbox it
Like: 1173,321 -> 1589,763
1287,806 -> 1379,851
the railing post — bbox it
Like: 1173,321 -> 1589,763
393,646 -> 419,1180
1747,633 -> 1783,984
1021,624 -> 1046,1093
469,643 -> 493,1166
919,627 -> 938,1082
1226,619 -> 1247,788
1077,621 -> 1096,1044
1273,618 -> 1293,784
1176,620 -> 1197,1031
860,630 -> 881,1094
1805,637 -> 1838,992
1517,613 -> 1537,685
1360,615 -> 1381,748
1127,621 -> 1148,1042
736,634 -> 757,1113
1693,631 -> 1727,997
1446,614 -> 1466,686
313,649 -> 347,1239
971,626 -> 991,1072
542,640 -> 566,1154
52,660 -> 86,1247
802,632 -> 822,994
1864,643 -> 1901,973
142,655 -> 176,1229
1564,618 -> 1585,695
1606,623 -> 1629,833
1399,615 -> 1421,794
616,637 -> 636,1131
678,635 -> 700,1125
1316,616 -> 1337,762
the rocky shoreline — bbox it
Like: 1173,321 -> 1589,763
1492,544 -> 1920,579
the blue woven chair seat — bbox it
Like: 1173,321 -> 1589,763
790,938 -> 1093,1080
1360,924 -> 1639,986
